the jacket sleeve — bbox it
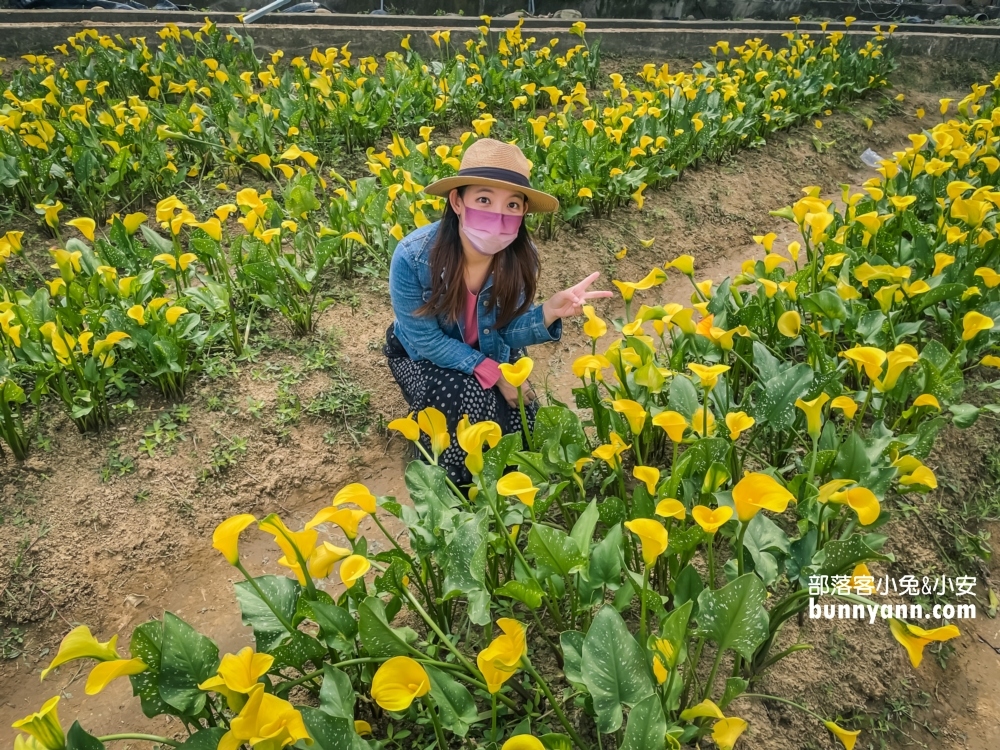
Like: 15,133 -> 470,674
497,302 -> 563,351
389,244 -> 486,376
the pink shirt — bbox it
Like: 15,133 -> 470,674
465,288 -> 501,389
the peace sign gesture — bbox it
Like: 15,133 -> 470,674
542,272 -> 614,327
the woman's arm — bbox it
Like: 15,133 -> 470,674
497,303 -> 563,350
389,244 -> 486,376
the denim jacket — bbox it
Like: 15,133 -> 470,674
388,220 -> 562,375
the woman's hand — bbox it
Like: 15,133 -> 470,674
542,272 -> 614,327
497,376 -> 535,407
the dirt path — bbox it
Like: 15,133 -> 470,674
3,78 -> 998,748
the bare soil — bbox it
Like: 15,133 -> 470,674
1,61 -> 998,750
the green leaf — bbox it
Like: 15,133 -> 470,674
807,534 -> 892,578
570,499 -> 600,557
307,599 -> 358,645
300,706 -> 362,750
832,431 -> 871,483
913,283 -> 965,312
441,510 -> 490,625
589,523 -> 623,588
66,722 -> 105,750
621,693 -> 666,750
358,597 -> 417,658
528,524 -> 587,578
426,665 -> 479,737
695,575 -> 769,660
495,579 -> 544,609
720,677 -> 748,710
234,575 -> 300,651
752,363 -> 814,431
668,376 -> 700,420
318,665 -> 355,719
802,289 -> 847,321
158,612 -> 219,716
581,605 -> 654,734
177,729 -> 226,750
540,735 -> 574,750
560,630 -> 586,688
949,403 -> 981,428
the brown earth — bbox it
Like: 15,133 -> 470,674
1,61 -> 999,749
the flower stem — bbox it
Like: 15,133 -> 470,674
235,560 -> 296,632
424,696 -> 448,750
523,659 -> 589,750
735,522 -> 748,577
639,566 -> 650,645
98,735 -> 180,747
517,385 -> 534,451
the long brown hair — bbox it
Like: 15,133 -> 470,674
415,187 -> 539,329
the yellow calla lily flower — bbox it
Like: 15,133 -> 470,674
655,498 -> 686,520
212,514 -> 257,565
389,412 -> 420,441
829,486 -> 881,525
66,217 -> 96,241
688,362 -> 730,390
12,696 -> 65,750
725,411 -> 755,440
477,618 -> 526,693
691,505 -> 733,533
417,406 -> 450,456
217,683 -> 309,750
339,554 -> 371,588
888,619 -> 960,668
497,471 -> 539,507
633,465 -> 660,495
85,658 -> 147,695
40,625 -> 121,680
777,310 -> 801,338
612,398 -> 647,435
652,410 -> 688,443
962,311 -> 994,341
712,717 -> 748,750
457,415 -> 502,476
824,720 -> 861,750
371,656 -> 431,710
332,483 -> 377,514
499,357 -> 534,387
795,392 -> 830,439
624,518 -> 668,566
732,472 -> 794,522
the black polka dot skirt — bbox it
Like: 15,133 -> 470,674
384,323 -> 537,488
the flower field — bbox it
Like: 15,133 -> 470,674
4,15 -> 1000,750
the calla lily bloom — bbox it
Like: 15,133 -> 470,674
876,344 -> 919,392
777,310 -> 801,338
817,479 -> 855,504
388,412 -> 420,441
12,696 -> 64,750
260,514 -> 318,566
499,357 -> 534,387
912,393 -> 941,410
725,411 -> 755,440
371,656 -> 431,711
824,720 -> 861,750
900,465 -> 937,490
612,398 -> 647,435
354,720 -> 372,736
333,483 -> 377,514
667,254 -> 695,276
691,406 -> 716,437
652,410 -> 688,442
688,362 -> 730,390
41,625 -> 122,680
624,518 -> 668,566
795,393 -> 830,439
66,218 -> 96,241
932,252 -> 955,276
830,395 -> 858,421
975,267 -> 1000,288
85,658 -> 147,695
732,472 -> 795,522
339,555 -> 371,588
613,268 -> 666,302
582,305 -> 607,339
502,737 -> 545,750
829,486 -> 881,525
307,507 -> 367,540
417,406 -> 450,456
633,465 -> 659,495
497,471 -> 539,507
457,415 -> 502,476
692,505 -> 733,533
165,306 -> 188,325
213,514 -> 257,565
198,647 -> 274,711
477,618 -> 527,693
592,432 -> 630,468
680,699 -> 725,721
218,683 -> 309,750
573,354 -> 610,379
306,542 -> 352,579
712,717 -> 748,750
981,355 -> 1000,369
655,498 -> 686,520
840,346 -> 887,380
888,619 -> 960,668
962,311 -> 994,341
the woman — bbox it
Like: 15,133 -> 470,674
385,138 -> 611,486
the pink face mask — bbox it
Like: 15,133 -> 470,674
459,205 -> 523,256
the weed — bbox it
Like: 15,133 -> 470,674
101,446 -> 136,482
0,626 -> 25,659
200,433 -> 248,482
246,398 -> 266,420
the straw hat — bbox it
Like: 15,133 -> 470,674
424,138 -> 559,214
